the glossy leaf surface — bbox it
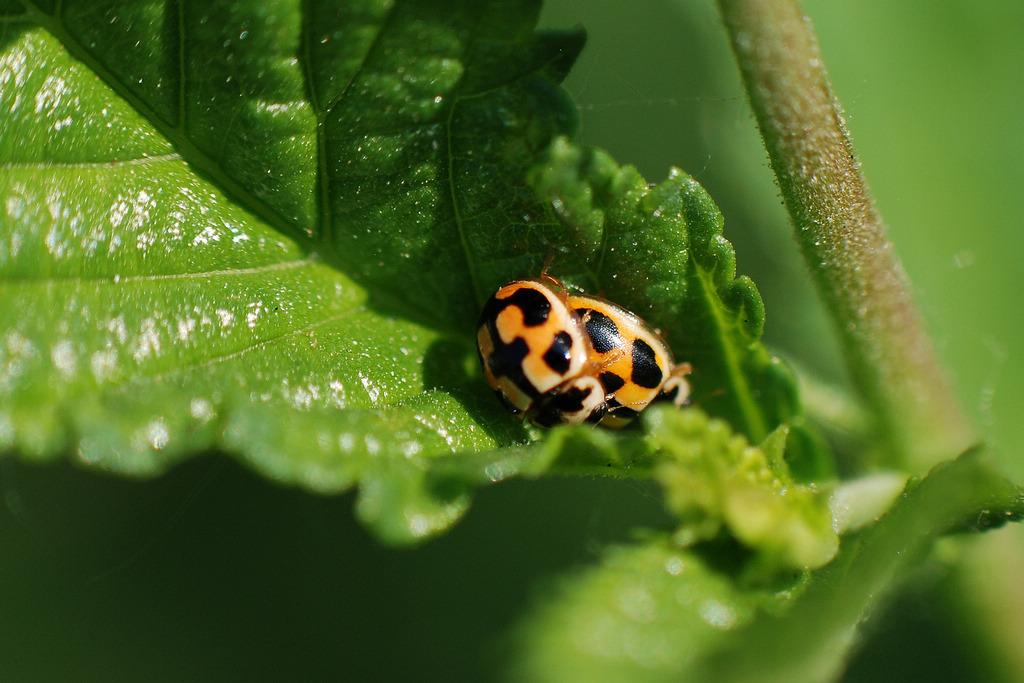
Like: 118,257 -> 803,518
1,0 -> 579,543
1,0 -> 822,547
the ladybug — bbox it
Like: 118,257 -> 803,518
477,274 -> 691,428
568,291 -> 692,427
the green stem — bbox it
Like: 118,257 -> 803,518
717,0 -> 973,469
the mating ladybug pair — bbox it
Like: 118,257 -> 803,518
477,274 -> 691,428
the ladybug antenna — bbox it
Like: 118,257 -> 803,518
538,252 -> 565,292
541,252 -> 556,277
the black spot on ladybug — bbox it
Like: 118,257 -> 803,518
599,371 -> 625,393
531,407 -> 562,428
484,333 -> 543,403
479,297 -> 505,330
478,287 -> 552,330
543,331 -> 573,374
504,287 -> 551,326
552,384 -> 595,412
532,383 -> 597,427
631,339 -> 663,389
579,308 -> 621,354
492,336 -> 529,374
484,336 -> 540,400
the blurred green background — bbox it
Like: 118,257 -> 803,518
2,1 -> 1022,680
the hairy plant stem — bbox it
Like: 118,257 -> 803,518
717,0 -> 973,469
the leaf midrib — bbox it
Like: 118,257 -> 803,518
1,152 -> 182,170
695,264 -> 768,441
0,256 -> 318,285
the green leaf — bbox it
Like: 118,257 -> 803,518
16,0 -> 583,328
693,449 -> 1024,683
430,406 -> 837,578
516,450 -> 1024,683
525,139 -> 833,481
648,407 -> 837,571
0,1 -> 580,544
0,0 -> 828,547
514,538 -> 799,683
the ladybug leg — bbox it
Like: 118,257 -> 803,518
660,362 -> 692,408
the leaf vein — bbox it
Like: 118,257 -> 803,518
0,256 -> 319,285
0,152 -> 183,171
